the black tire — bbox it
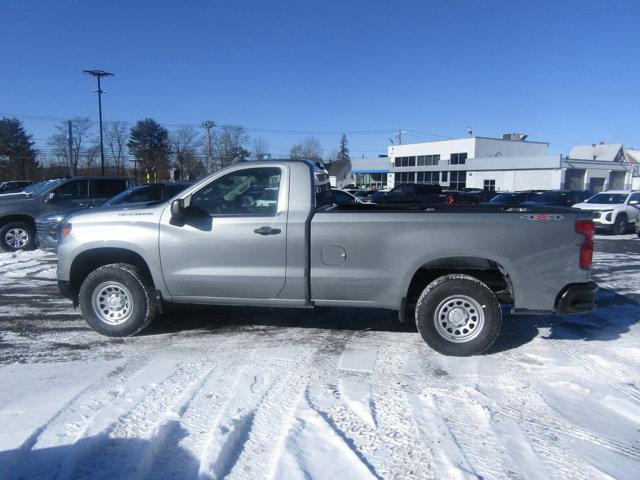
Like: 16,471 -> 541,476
79,263 -> 157,337
0,221 -> 36,252
415,274 -> 502,356
613,214 -> 627,235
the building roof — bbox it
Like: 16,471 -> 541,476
568,143 -> 624,161
327,160 -> 351,180
625,149 -> 640,165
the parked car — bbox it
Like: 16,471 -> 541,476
0,180 -> 32,194
57,160 -> 596,357
0,176 -> 138,252
372,183 -> 452,204
521,190 -> 595,207
483,190 -> 546,205
36,181 -> 194,251
352,190 -> 376,203
573,190 -> 640,235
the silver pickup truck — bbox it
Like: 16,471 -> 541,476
57,160 -> 597,356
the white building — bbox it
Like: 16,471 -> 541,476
387,135 -> 632,192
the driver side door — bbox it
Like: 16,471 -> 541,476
159,165 -> 288,301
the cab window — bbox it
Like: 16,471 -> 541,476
191,167 -> 281,216
54,180 -> 88,200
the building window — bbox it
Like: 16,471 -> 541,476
416,171 -> 440,184
395,172 -> 415,183
394,156 -> 416,167
450,152 -> 467,165
441,171 -> 448,182
416,154 -> 440,166
483,179 -> 496,191
449,171 -> 467,190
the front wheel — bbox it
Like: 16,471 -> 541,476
79,263 -> 157,337
0,221 -> 35,252
613,215 -> 627,235
415,274 -> 502,356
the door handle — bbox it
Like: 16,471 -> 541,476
254,226 -> 281,235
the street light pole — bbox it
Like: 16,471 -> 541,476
201,120 -> 215,173
83,69 -> 114,176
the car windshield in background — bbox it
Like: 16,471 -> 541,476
528,191 -> 566,203
489,193 -> 519,203
27,179 -> 62,195
585,193 -> 628,204
104,185 -> 162,206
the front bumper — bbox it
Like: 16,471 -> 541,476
555,281 -> 598,314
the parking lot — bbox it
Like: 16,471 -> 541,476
0,235 -> 639,479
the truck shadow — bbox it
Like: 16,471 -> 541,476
488,287 -> 640,353
0,426 -> 201,479
145,288 -> 639,355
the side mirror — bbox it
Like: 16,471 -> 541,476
629,200 -> 639,205
170,199 -> 185,217
45,192 -> 57,203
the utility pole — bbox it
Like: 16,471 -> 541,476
83,69 -> 114,176
201,120 -> 215,173
395,129 -> 406,145
67,120 -> 74,177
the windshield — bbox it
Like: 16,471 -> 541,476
28,179 -> 63,195
527,191 -> 567,203
103,185 -> 162,206
489,193 -> 519,203
585,193 -> 628,204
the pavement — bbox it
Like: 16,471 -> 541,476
0,234 -> 638,479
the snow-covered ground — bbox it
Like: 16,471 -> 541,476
0,236 -> 639,479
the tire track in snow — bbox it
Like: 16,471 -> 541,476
368,341 -> 437,479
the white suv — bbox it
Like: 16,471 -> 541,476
573,190 -> 640,235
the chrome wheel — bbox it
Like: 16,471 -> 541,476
5,228 -> 29,249
91,281 -> 133,325
433,295 -> 485,343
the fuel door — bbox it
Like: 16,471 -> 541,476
321,246 -> 346,266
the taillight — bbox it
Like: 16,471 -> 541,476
576,219 -> 594,269
62,223 -> 72,238
446,195 -> 455,205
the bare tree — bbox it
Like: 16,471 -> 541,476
170,126 -> 203,179
289,136 -> 322,160
47,117 -> 94,175
251,136 -> 270,160
104,121 -> 129,175
213,125 -> 250,168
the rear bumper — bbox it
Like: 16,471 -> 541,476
555,281 -> 598,315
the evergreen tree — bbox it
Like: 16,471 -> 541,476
127,118 -> 170,180
336,133 -> 350,164
0,117 -> 39,180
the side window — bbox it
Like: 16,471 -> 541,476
628,193 -> 640,203
332,191 -> 356,205
191,167 -> 281,216
90,179 -> 127,199
54,180 -> 88,200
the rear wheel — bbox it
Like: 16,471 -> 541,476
0,221 -> 35,252
79,263 -> 157,337
613,214 -> 627,235
415,274 -> 502,356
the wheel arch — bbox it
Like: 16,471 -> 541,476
0,214 -> 36,229
68,247 -> 155,306
403,256 -> 514,308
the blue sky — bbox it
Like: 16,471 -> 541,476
1,0 -> 639,157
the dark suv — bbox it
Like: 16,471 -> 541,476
0,176 -> 138,251
521,190 -> 595,207
372,183 -> 449,204
36,181 -> 194,251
